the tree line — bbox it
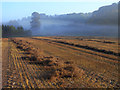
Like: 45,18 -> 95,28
2,25 -> 32,38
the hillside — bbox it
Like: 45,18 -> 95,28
3,3 -> 118,37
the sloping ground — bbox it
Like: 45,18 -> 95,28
2,37 -> 120,88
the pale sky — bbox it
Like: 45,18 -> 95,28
1,0 -> 119,2
1,0 -> 119,22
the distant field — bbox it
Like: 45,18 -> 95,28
2,36 -> 120,88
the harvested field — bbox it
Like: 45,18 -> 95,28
2,36 -> 120,88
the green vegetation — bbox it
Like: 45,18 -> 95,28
2,25 -> 32,38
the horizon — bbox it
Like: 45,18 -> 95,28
2,1 -> 119,23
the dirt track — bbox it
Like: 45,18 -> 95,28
2,37 -> 120,88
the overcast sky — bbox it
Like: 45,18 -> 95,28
2,0 -> 119,22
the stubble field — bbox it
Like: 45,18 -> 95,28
2,36 -> 120,88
